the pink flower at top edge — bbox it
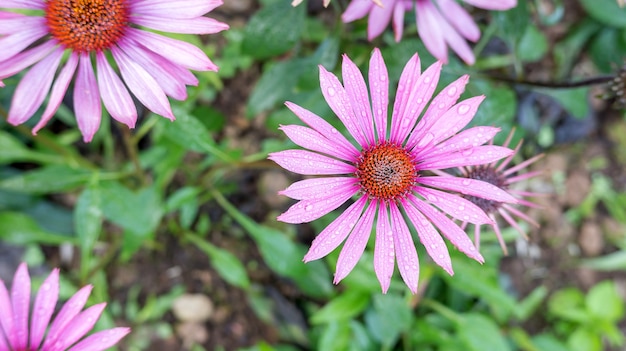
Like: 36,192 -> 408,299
269,48 -> 517,293
0,0 -> 228,142
435,129 -> 544,254
0,263 -> 129,351
292,0 -> 331,7
342,0 -> 517,65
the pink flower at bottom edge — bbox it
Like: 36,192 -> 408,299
0,263 -> 129,351
269,48 -> 518,293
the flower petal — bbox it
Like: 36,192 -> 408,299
0,279 -> 15,349
8,48 -> 63,125
424,95 -> 485,147
410,198 -> 484,263
389,202 -> 419,293
334,201 -> 376,283
374,202 -> 395,293
0,14 -> 43,35
279,177 -> 359,200
1,0 -> 44,9
132,16 -> 228,34
43,285 -> 93,350
416,0 -> 447,62
10,263 -> 30,351
420,145 -> 513,170
0,21 -> 47,61
35,51 -> 78,134
419,176 -> 518,204
67,328 -> 131,351
341,0 -> 372,22
319,65 -> 369,147
342,53 -> 376,146
392,1 -> 406,41
401,197 -> 452,275
463,0 -> 517,10
436,0 -> 480,41
415,187 -> 492,225
285,101 -> 359,160
0,41 -> 55,80
111,46 -> 174,120
390,53 -> 420,143
74,53 -> 102,142
277,185 -> 358,224
96,51 -> 137,128
55,303 -> 106,350
368,48 -> 389,142
426,126 -> 501,157
304,196 -> 368,262
367,0 -> 394,40
29,269 -> 60,350
279,125 -> 355,161
268,150 -> 355,175
132,0 -> 222,18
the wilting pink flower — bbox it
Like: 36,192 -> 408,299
1,0 -> 228,142
342,0 -> 517,65
0,263 -> 129,351
437,129 -> 544,254
269,48 -> 517,293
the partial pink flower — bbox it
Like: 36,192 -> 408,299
292,0 -> 331,7
0,0 -> 228,142
437,129 -> 544,254
342,0 -> 517,65
0,263 -> 129,351
269,48 -> 517,293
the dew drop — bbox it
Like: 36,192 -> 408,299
447,86 -> 457,96
438,103 -> 445,109
305,204 -> 313,211
380,74 -> 387,81
327,87 -> 336,96
417,132 -> 435,148
462,149 -> 473,156
424,76 -> 431,83
330,128 -> 338,134
416,98 -> 423,104
458,104 -> 470,114
462,179 -> 471,186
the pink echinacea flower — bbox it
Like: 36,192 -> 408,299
439,129 -> 544,254
0,263 -> 129,351
269,48 -> 518,293
0,0 -> 229,142
342,0 -> 517,65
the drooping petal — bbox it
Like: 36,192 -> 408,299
342,54 -> 375,146
410,198 -> 484,263
390,60 -> 442,144
0,40 -> 55,80
125,28 -> 218,71
374,202 -> 395,293
341,0 -> 372,22
42,285 -> 93,350
439,15 -> 476,65
463,0 -> 517,10
67,328 -> 131,351
416,187 -> 492,225
285,101 -> 359,160
111,46 -> 175,120
1,0 -> 44,9
74,53 -> 102,142
334,201 -> 376,283
131,0 -> 222,18
29,269 -> 60,350
0,14 -> 43,35
401,197 -> 452,274
268,150 -> 355,175
368,48 -> 389,142
436,0 -> 480,41
319,66 -> 369,147
416,0 -> 447,62
367,0 -> 394,40
304,196 -> 368,262
418,176 -> 518,204
279,177 -> 359,200
0,23 -> 47,61
8,48 -> 63,125
277,185 -> 358,224
419,145 -> 513,170
279,125 -> 355,161
131,16 -> 228,35
10,263 -> 30,351
392,2 -> 406,42
389,202 -> 419,293
95,51 -> 137,128
35,51 -> 79,134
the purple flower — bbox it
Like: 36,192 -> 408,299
0,263 -> 129,351
269,48 -> 517,293
1,0 -> 228,142
439,129 -> 544,254
342,0 -> 517,65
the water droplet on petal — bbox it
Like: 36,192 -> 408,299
328,87 -> 336,96
447,86 -> 457,96
458,104 -> 470,115
305,204 -> 313,211
417,132 -> 435,148
462,149 -> 473,156
462,179 -> 471,186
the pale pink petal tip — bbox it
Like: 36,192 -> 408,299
67,327 -> 131,351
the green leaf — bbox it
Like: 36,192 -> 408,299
567,327 -> 602,351
553,19 -> 601,78
582,250 -> 626,270
241,1 -> 305,59
589,27 -> 626,73
187,234 -> 250,289
547,287 -> 588,323
531,334 -> 570,351
494,1 -> 530,47
0,211 -> 77,245
458,314 -> 512,351
579,0 -> 626,28
74,182 -> 103,277
466,80 -> 516,141
517,25 -> 548,62
165,187 -> 201,213
586,281 -> 624,322
310,290 -> 370,324
515,286 -> 548,321
364,294 -> 412,347
247,60 -> 304,116
0,165 -> 91,194
317,322 -> 351,351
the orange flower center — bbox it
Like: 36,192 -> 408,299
464,165 -> 508,213
45,0 -> 130,52
355,142 -> 417,201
